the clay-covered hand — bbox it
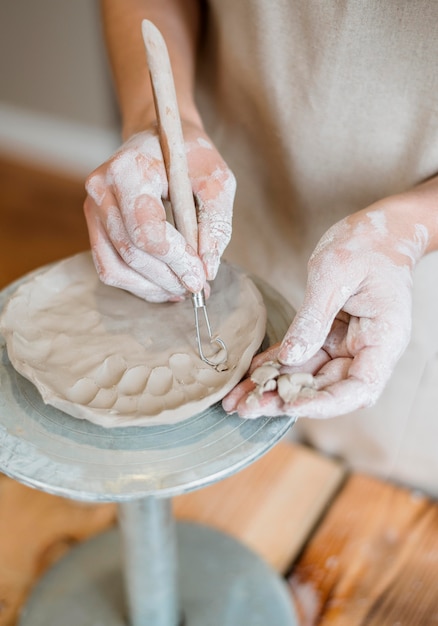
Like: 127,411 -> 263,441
223,198 -> 431,419
84,122 -> 236,302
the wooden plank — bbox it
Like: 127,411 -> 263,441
174,441 -> 345,573
0,157 -> 88,289
288,473 -> 438,625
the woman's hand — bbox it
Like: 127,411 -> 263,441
84,122 -> 236,303
224,194 -> 434,419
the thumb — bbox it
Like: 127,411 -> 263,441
278,279 -> 351,366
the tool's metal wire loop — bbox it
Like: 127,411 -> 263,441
192,291 -> 228,370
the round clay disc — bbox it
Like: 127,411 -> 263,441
0,253 -> 266,427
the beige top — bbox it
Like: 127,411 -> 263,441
197,1 -> 438,495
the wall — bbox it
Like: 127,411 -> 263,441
0,0 -> 121,175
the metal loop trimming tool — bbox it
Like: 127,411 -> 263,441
192,290 -> 227,369
141,20 -> 228,370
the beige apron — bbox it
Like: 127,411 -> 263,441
197,0 -> 438,496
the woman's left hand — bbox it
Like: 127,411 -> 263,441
223,189 -> 436,419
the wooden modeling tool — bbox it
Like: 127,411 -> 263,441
141,19 -> 228,370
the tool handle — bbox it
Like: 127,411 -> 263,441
141,19 -> 198,252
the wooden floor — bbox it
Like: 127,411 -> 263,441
289,475 -> 438,625
0,157 -> 89,289
1,156 -> 438,625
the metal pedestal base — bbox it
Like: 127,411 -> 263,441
18,522 -> 297,626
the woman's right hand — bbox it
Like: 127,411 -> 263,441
84,122 -> 236,303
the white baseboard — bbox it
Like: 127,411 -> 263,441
0,102 -> 120,177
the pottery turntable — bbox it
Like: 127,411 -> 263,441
0,253 -> 299,626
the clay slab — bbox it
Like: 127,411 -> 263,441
0,253 -> 266,427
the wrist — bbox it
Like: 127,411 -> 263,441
121,102 -> 156,141
122,99 -> 204,142
389,177 -> 438,256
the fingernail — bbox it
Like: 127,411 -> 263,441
224,408 -> 237,415
221,396 -> 234,412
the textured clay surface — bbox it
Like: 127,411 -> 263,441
0,253 -> 266,427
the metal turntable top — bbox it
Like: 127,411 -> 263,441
0,268 -> 295,502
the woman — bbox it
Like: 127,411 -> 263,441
85,0 -> 438,495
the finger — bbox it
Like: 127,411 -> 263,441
85,170 -> 106,206
234,390 -> 290,419
223,342 -> 293,413
107,146 -> 207,291
346,309 -> 411,369
105,143 -> 207,292
187,145 -> 236,280
120,192 -> 207,293
285,312 -> 408,419
285,348 -> 392,419
85,205 -> 180,303
248,344 -> 281,374
195,170 -> 236,280
88,190 -> 187,297
348,343 -> 399,389
312,357 -> 352,389
223,343 -> 287,413
222,378 -> 256,413
279,254 -> 358,365
321,317 -> 351,359
284,375 -> 378,419
89,191 -> 185,296
278,349 -> 332,377
87,139 -> 207,294
230,351 -> 332,418
224,343 -> 332,416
